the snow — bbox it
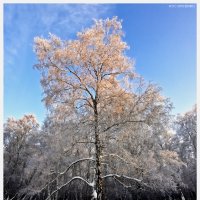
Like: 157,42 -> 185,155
181,191 -> 185,200
92,189 -> 97,199
102,174 -> 142,183
89,181 -> 95,187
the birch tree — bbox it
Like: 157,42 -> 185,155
34,17 -> 183,199
34,17 -> 136,199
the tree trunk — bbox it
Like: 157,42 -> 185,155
94,101 -> 103,200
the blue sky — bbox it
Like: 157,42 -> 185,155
4,4 -> 196,123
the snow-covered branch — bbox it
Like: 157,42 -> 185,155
102,174 -> 141,183
113,176 -> 131,188
45,176 -> 94,200
39,158 -> 95,193
102,174 -> 151,189
59,157 -> 95,175
122,175 -> 142,182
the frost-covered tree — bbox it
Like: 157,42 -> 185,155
34,17 -> 185,200
172,105 -> 197,192
34,17 -> 137,199
4,115 -> 39,199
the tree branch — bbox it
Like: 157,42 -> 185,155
59,158 -> 95,175
39,158 -> 95,193
102,174 -> 151,189
45,176 -> 93,200
114,177 -> 131,188
102,174 -> 141,183
102,120 -> 145,133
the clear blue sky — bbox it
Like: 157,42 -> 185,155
4,4 -> 196,123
